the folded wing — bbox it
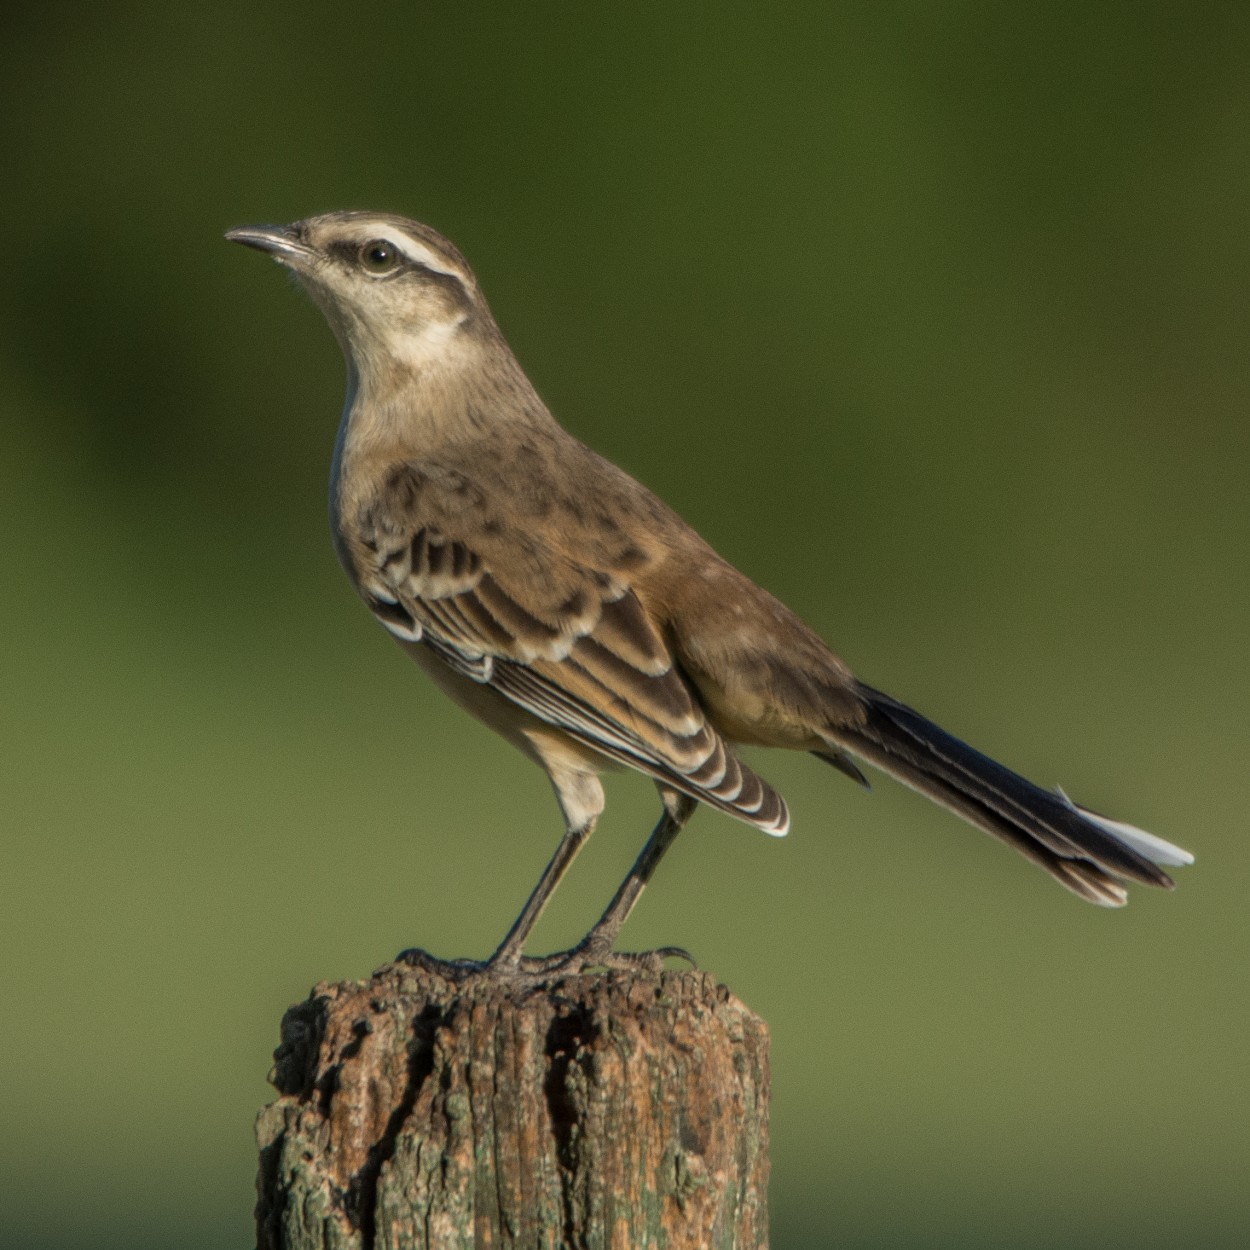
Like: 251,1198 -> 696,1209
356,467 -> 789,835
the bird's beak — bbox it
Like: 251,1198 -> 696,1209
224,223 -> 315,266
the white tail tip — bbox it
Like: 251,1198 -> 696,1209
1055,787 -> 1194,868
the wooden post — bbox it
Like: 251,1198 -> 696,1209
255,959 -> 771,1249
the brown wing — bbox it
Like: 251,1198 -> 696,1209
355,467 -> 789,834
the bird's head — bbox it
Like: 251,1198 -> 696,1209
226,211 -> 491,379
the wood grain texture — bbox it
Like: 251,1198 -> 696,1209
255,961 -> 770,1249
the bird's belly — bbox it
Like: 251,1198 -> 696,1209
394,637 -> 624,774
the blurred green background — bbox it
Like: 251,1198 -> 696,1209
2,3 -> 1246,1247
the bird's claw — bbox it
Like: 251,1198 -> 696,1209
490,941 -> 697,983
392,947 -> 488,981
391,943 -> 697,987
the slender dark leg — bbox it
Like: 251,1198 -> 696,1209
570,788 -> 698,963
408,788 -> 697,983
487,818 -> 596,969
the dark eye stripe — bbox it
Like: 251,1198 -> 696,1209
328,239 -> 380,266
323,239 -> 470,300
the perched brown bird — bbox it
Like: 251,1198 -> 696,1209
226,211 -> 1191,976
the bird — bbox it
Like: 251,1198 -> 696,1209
226,211 -> 1192,978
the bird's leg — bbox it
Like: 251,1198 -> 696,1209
414,788 -> 694,984
486,817 -> 596,971
547,788 -> 699,974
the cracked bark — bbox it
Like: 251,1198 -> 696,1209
255,962 -> 770,1249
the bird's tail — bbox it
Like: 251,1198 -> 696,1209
822,683 -> 1193,906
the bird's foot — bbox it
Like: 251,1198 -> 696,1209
392,947 -> 488,982
393,942 -> 697,988
491,940 -> 697,985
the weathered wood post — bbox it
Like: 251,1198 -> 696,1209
255,959 -> 771,1249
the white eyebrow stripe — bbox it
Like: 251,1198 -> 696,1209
388,229 -> 466,282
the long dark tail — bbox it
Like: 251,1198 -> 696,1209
821,683 -> 1192,907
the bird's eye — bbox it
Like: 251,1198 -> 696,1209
360,240 -> 401,274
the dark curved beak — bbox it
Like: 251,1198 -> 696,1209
224,223 -> 314,265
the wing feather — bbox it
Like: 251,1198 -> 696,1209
357,473 -> 788,834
